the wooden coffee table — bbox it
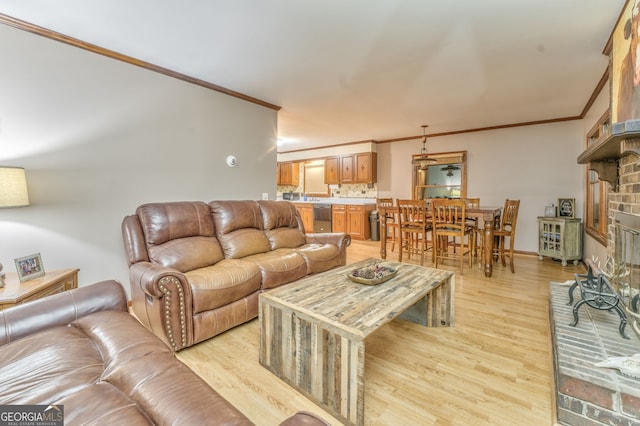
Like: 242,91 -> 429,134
258,259 -> 454,426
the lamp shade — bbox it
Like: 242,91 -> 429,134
0,167 -> 30,208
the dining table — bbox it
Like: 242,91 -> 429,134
379,204 -> 502,277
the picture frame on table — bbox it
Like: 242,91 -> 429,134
14,253 -> 45,282
557,198 -> 575,218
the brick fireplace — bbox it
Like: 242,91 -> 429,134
550,282 -> 640,425
556,122 -> 640,425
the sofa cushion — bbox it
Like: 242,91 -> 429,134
185,259 -> 262,313
258,200 -> 306,249
137,201 -> 215,244
192,292 -> 259,345
137,202 -> 224,271
0,325 -> 104,405
147,236 -> 225,273
210,200 -> 271,258
243,249 -> 307,289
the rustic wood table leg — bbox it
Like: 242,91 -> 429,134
260,299 -> 366,426
483,219 -> 495,277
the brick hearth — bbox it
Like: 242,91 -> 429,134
549,282 -> 640,425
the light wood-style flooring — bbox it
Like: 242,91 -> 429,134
177,240 -> 580,425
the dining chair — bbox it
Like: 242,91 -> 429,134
376,197 -> 398,252
493,199 -> 520,273
431,198 -> 475,274
396,198 -> 431,266
464,197 -> 483,260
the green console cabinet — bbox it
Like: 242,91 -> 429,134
537,216 -> 582,266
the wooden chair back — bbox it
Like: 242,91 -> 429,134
431,198 -> 474,273
464,198 -> 480,209
432,198 -> 466,232
377,197 -> 399,252
494,199 -> 520,273
396,199 -> 429,230
376,198 -> 394,209
396,198 -> 431,265
500,199 -> 520,235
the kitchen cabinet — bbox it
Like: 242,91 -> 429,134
332,205 -> 346,233
332,204 -> 375,240
347,205 -> 375,240
537,217 -> 582,266
323,153 -> 377,184
277,162 -> 300,186
355,152 -> 377,183
340,155 -> 355,183
294,203 -> 314,233
324,157 -> 340,184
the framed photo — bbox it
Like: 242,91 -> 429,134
557,198 -> 575,218
14,253 -> 45,282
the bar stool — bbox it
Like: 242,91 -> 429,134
494,199 -> 520,273
396,199 -> 431,266
376,198 -> 398,253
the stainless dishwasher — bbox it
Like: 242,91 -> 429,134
313,203 -> 332,233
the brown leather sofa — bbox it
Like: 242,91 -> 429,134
122,200 -> 350,351
0,280 -> 328,425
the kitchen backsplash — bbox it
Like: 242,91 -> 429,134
277,183 -> 378,199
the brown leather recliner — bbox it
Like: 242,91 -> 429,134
122,200 -> 350,351
0,280 -> 331,426
0,280 -> 253,425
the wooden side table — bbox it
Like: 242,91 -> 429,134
0,268 -> 79,310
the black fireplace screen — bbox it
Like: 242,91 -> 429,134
614,212 -> 640,336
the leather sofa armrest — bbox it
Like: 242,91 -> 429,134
129,262 -> 194,351
305,232 -> 351,250
0,280 -> 127,346
305,232 -> 351,267
129,262 -> 191,299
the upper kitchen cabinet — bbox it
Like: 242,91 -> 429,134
324,157 -> 340,184
340,155 -> 354,183
277,161 -> 300,186
324,153 -> 377,184
355,152 -> 377,183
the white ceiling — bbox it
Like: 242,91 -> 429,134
0,1 -> 626,151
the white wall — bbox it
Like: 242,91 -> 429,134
377,121 -> 585,254
0,24 -> 277,292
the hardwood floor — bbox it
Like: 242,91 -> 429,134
177,240 -> 581,425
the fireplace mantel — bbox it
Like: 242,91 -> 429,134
577,120 -> 640,188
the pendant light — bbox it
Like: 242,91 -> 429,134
411,125 -> 437,170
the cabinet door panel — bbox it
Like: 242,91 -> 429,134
332,205 -> 346,233
355,152 -> 377,183
325,157 -> 340,184
340,155 -> 354,183
347,206 -> 363,238
294,204 -> 314,233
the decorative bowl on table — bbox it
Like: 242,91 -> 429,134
346,263 -> 398,285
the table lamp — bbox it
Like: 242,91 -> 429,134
0,166 -> 30,287
0,166 -> 30,208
